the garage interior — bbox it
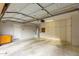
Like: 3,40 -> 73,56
0,3 -> 79,56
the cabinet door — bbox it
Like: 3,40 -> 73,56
66,18 -> 71,44
54,20 -> 61,39
72,12 -> 79,46
59,19 -> 66,41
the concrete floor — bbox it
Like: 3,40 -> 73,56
0,38 -> 79,56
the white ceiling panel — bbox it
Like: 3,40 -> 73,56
46,3 -> 73,13
39,3 -> 53,8
20,3 -> 41,15
46,3 -> 79,15
6,3 -> 30,12
14,14 -> 33,21
30,10 -> 50,19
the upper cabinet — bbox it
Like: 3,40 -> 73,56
0,3 -> 5,14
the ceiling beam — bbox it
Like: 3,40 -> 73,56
23,19 -> 38,23
5,11 -> 39,20
0,3 -> 10,21
2,17 -> 38,23
36,3 -> 53,16
2,17 -> 38,24
2,17 -> 27,21
2,20 -> 24,23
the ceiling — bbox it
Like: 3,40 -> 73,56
1,3 -> 79,23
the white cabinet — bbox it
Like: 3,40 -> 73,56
71,11 -> 79,46
40,11 -> 79,46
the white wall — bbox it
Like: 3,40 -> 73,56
1,22 -> 14,35
0,21 -> 37,41
21,23 -> 37,40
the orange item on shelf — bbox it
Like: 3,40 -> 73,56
0,35 -> 12,44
